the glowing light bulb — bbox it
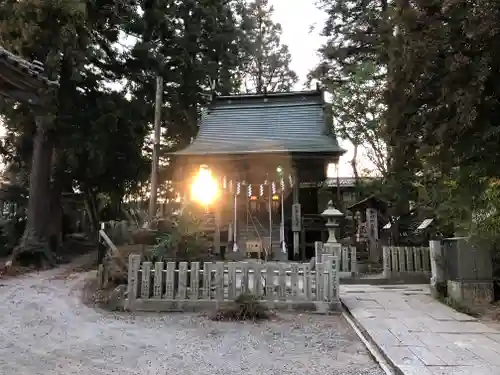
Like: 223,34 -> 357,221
191,166 -> 218,205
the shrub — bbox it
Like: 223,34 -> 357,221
147,204 -> 211,263
0,215 -> 25,257
100,203 -> 211,288
102,244 -> 147,286
211,293 -> 272,322
129,228 -> 158,245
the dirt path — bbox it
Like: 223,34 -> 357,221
0,268 -> 384,375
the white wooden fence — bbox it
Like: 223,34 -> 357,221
314,242 -> 357,277
382,246 -> 431,278
126,255 -> 340,313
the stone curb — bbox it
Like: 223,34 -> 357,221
341,301 -> 399,375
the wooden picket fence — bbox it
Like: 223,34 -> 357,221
382,246 -> 431,278
126,255 -> 340,313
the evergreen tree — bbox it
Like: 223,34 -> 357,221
311,0 -> 391,180
240,0 -> 298,93
0,0 -> 151,259
127,0 -> 248,151
0,0 -> 250,263
312,0 -> 418,242
387,0 -> 500,235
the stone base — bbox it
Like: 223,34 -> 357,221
447,280 -> 493,306
126,299 -> 341,314
430,281 -> 447,298
224,250 -> 245,261
271,250 -> 288,262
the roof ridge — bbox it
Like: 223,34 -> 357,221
210,101 -> 323,111
216,90 -> 321,101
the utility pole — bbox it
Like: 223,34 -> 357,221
148,75 -> 163,223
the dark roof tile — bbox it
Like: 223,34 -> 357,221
173,91 -> 345,156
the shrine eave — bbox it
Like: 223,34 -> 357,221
348,195 -> 388,212
0,46 -> 57,101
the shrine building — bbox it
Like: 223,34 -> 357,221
171,88 -> 346,261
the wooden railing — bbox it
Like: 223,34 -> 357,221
382,246 -> 431,278
126,255 -> 341,313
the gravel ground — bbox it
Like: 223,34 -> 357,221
0,269 -> 384,375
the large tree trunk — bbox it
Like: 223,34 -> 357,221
83,188 -> 99,234
10,115 -> 56,265
47,167 -> 63,256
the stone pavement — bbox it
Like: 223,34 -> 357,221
341,284 -> 500,375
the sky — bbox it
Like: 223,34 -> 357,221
269,0 -> 373,177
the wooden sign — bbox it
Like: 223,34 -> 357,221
366,208 -> 379,240
292,203 -> 301,231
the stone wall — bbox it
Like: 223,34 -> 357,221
447,280 -> 494,306
430,238 -> 494,305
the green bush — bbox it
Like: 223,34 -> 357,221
0,215 -> 25,257
102,204 -> 212,287
147,204 -> 211,263
211,293 -> 272,322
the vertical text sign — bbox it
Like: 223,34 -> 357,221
292,203 -> 301,231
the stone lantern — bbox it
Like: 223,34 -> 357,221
320,200 -> 344,257
321,200 -> 344,243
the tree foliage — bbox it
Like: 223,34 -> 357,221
127,0 -> 249,153
239,0 -> 298,93
314,0 -> 500,241
383,0 -> 500,236
0,0 -> 270,259
311,0 -> 390,181
311,61 -> 387,178
0,0 -> 149,232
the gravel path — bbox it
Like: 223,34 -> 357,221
0,269 -> 384,375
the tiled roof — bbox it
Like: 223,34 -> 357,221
347,195 -> 388,211
0,46 -> 56,87
299,177 -> 378,188
173,91 -> 345,156
324,177 -> 378,187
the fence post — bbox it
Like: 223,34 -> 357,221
315,262 -> 325,302
325,255 -> 340,302
398,247 -> 406,273
314,241 -> 323,264
429,240 -> 445,297
190,262 -> 200,300
126,254 -> 141,310
97,264 -> 105,288
153,262 -> 164,299
422,246 -> 431,272
141,261 -> 152,299
382,246 -> 391,278
405,246 -> 415,272
341,246 -> 348,273
350,246 -> 357,276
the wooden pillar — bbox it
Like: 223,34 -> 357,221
300,217 -> 306,261
292,166 -> 300,260
214,201 -> 221,256
366,207 -> 379,262
180,163 -> 189,215
148,75 -> 163,223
